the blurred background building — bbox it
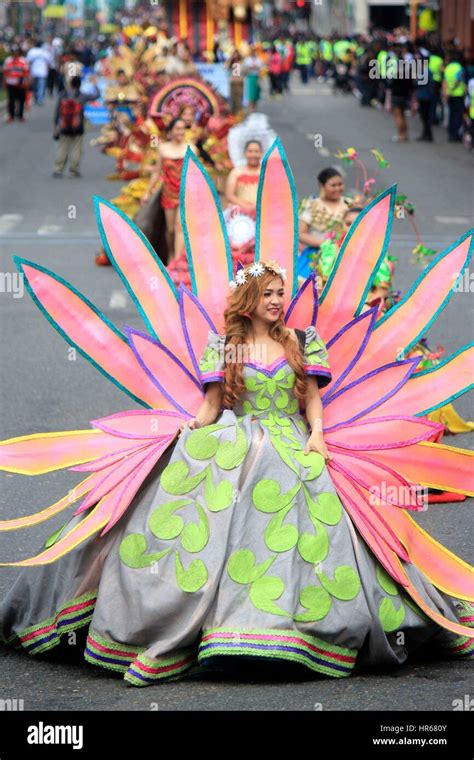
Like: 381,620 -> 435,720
0,0 -> 472,59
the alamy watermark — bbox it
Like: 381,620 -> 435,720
369,57 -> 428,84
0,271 -> 24,298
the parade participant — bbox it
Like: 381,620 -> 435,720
298,168 -> 351,278
280,38 -> 294,93
0,143 -> 472,686
141,117 -> 197,259
388,43 -> 416,143
226,49 -> 245,114
26,39 -> 52,106
52,74 -> 100,178
179,103 -> 201,143
3,45 -> 29,123
295,35 -> 311,85
443,50 -> 467,143
415,48 -> 435,142
225,139 -> 262,219
243,45 -> 263,110
428,46 -> 444,125
267,44 -> 283,98
104,68 -> 140,106
319,37 -> 333,79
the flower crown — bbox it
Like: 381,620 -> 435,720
229,259 -> 287,290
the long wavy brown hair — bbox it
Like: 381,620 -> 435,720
221,270 -> 307,409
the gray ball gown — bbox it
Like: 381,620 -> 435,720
0,326 -> 471,686
0,142 -> 473,687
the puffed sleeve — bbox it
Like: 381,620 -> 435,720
303,325 -> 332,388
298,196 -> 314,226
198,330 -> 226,387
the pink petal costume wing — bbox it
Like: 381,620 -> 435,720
255,138 -> 299,309
180,148 -> 233,331
1,142 -> 473,639
270,149 -> 473,635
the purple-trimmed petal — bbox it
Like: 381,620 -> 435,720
70,441 -> 152,472
125,327 -> 203,417
328,459 -> 410,559
323,307 -> 378,401
74,444 -> 156,514
91,409 -> 188,439
101,438 -> 175,534
324,356 -> 421,428
284,271 -> 318,327
325,415 -> 444,450
179,284 -> 217,378
328,447 -> 424,510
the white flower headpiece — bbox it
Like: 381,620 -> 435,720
229,259 -> 287,290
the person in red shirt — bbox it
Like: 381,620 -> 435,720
280,40 -> 294,92
3,46 -> 30,122
268,44 -> 283,97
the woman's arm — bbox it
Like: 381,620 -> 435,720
303,376 -> 331,461
178,382 -> 224,433
298,218 -> 325,248
142,146 -> 162,202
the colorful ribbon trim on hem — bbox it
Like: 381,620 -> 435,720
85,629 -> 198,686
5,589 -> 97,655
198,627 -> 357,678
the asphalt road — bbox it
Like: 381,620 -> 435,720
0,79 -> 472,712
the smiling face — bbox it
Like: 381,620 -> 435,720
254,276 -> 285,324
169,119 -> 186,142
244,142 -> 263,168
321,174 -> 345,201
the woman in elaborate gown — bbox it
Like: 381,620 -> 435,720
0,143 -> 472,687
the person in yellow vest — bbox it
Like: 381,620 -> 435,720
376,44 -> 389,105
295,35 -> 312,85
428,47 -> 444,125
443,50 -> 467,142
467,73 -> 474,148
307,37 -> 317,79
319,38 -> 332,79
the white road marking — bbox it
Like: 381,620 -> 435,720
434,216 -> 471,225
36,224 -> 63,236
0,214 -> 22,233
0,234 -> 98,242
109,290 -> 128,309
290,88 -> 319,95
